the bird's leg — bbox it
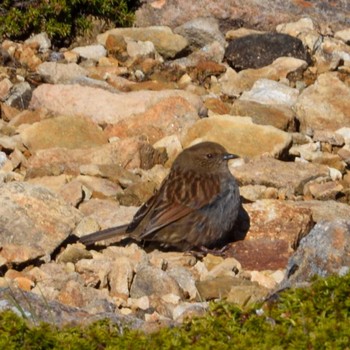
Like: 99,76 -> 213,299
197,244 -> 231,256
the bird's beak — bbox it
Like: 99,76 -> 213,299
223,153 -> 239,160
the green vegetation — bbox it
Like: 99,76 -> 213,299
0,0 -> 138,45
0,273 -> 349,349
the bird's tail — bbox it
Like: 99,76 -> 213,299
79,224 -> 129,246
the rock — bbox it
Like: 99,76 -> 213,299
56,279 -> 113,311
25,138 -> 143,177
231,100 -> 296,131
276,17 -> 316,37
336,127 -> 350,145
225,199 -> 314,270
79,199 -> 138,231
225,28 -> 265,40
25,32 -> 51,52
243,200 -> 314,248
292,200 -> 350,222
118,180 -> 156,206
183,114 -> 292,158
37,62 -> 88,84
76,175 -> 122,199
283,220 -> 350,287
315,37 -> 350,73
335,28 -> 350,44
97,26 -> 188,58
20,115 -> 108,152
196,275 -> 265,302
172,302 -> 208,322
219,57 -> 307,97
227,239 -> 291,271
240,79 -> 299,107
306,181 -> 344,200
225,33 -> 310,70
171,42 -> 225,69
108,257 -> 134,298
313,130 -> 345,146
104,95 -> 200,144
174,17 -> 226,50
204,257 -> 241,280
75,258 -> 113,289
26,174 -> 69,194
5,82 -> 32,109
148,251 -> 197,270
59,180 -> 84,207
167,266 -> 198,300
276,17 -> 321,53
126,39 -> 156,58
0,285 -> 145,328
130,266 -> 183,299
135,0 -> 350,32
0,182 -> 82,265
225,283 -> 269,306
153,135 -> 183,166
231,157 -> 329,196
0,78 -> 13,101
29,84 -> 203,126
72,44 -> 107,61
295,72 -> 350,133
56,244 -> 93,264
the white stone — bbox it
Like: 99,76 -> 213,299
329,167 -> 342,181
25,32 -> 51,51
72,44 -> 107,61
336,127 -> 350,145
240,79 -> 299,107
334,28 -> 350,43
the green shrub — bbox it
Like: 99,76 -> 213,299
0,0 -> 138,45
0,273 -> 349,349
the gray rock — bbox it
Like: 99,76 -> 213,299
174,17 -> 226,50
0,182 -> 82,265
0,287 -> 144,329
72,44 -> 107,61
5,82 -> 32,110
37,62 -> 88,84
240,79 -> 299,107
130,266 -> 183,299
135,0 -> 350,32
283,220 -> 350,286
25,32 -> 51,52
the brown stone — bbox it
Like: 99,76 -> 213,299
183,115 -> 292,158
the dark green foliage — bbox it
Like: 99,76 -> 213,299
0,273 -> 349,349
0,0 -> 138,45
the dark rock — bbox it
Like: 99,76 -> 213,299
225,33 -> 310,70
5,82 -> 32,110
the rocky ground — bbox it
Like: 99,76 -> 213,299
0,14 -> 350,331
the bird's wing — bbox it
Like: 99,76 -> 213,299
133,171 -> 221,240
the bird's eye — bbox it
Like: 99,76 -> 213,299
206,153 -> 213,159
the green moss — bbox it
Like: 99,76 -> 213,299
0,0 -> 138,45
0,273 -> 349,349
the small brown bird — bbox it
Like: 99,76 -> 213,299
80,141 -> 240,251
